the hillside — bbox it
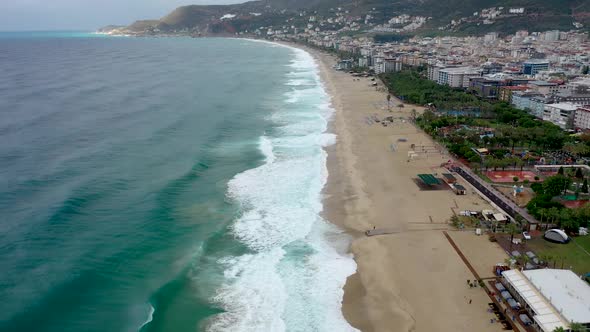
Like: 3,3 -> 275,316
104,0 -> 590,36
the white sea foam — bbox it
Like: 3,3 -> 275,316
209,43 -> 358,332
208,249 -> 287,332
137,303 -> 154,331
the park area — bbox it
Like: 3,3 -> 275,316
484,170 -> 540,183
526,235 -> 590,276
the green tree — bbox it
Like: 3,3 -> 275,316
569,322 -> 587,332
538,252 -> 552,267
558,166 -> 564,175
513,176 -> 519,183
575,168 -> 584,179
519,254 -> 531,268
515,157 -> 525,171
582,179 -> 588,194
543,176 -> 572,197
538,208 -> 546,224
484,157 -> 497,171
553,327 -> 565,332
515,214 -> 525,228
557,209 -> 576,231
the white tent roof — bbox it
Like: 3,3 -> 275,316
502,269 -> 569,332
493,213 -> 507,222
545,229 -> 568,241
523,269 -> 590,324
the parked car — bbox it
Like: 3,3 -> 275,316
522,231 -> 531,240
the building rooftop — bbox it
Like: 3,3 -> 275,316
502,86 -> 529,91
502,269 -> 569,332
523,269 -> 590,324
530,81 -> 557,86
547,103 -> 578,111
524,59 -> 550,64
440,66 -> 481,74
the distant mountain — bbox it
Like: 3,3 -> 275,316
103,0 -> 590,36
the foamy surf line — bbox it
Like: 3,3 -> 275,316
207,41 -> 358,332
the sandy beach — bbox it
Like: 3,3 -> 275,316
308,49 -> 511,332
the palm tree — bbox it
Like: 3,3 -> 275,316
553,327 -> 565,332
504,257 -> 514,268
538,208 -> 546,226
569,322 -> 587,332
538,253 -> 552,267
515,215 -> 525,229
552,255 -> 562,269
516,158 -> 525,171
548,207 -> 560,225
507,223 -> 519,250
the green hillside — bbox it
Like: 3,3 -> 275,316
112,0 -> 590,36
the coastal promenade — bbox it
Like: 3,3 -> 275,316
451,166 -> 538,227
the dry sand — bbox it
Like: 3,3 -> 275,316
308,49 -> 510,332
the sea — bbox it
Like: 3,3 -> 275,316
0,32 -> 358,332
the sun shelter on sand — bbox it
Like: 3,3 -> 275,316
417,174 -> 441,186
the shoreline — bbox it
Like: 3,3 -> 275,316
304,46 -> 509,331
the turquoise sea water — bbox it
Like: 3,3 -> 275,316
0,34 -> 356,331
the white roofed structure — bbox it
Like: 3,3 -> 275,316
523,269 -> 590,324
502,269 -> 590,332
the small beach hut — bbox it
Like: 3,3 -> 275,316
492,213 -> 508,223
451,184 -> 466,195
442,173 -> 457,184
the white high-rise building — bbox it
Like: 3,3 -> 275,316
484,32 -> 498,43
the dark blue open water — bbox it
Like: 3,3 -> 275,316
0,33 -> 356,332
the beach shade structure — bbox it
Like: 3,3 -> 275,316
501,290 -> 512,300
417,174 -> 441,186
495,282 -> 506,292
543,229 -> 570,244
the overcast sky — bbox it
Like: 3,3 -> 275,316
0,0 -> 247,31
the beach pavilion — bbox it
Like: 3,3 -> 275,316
501,269 -> 590,332
417,174 -> 441,186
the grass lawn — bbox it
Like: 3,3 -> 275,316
474,170 -> 493,183
526,236 -> 590,275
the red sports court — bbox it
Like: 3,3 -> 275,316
484,170 -> 540,183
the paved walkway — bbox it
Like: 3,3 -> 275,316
451,166 -> 538,227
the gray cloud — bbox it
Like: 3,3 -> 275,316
0,0 -> 247,31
